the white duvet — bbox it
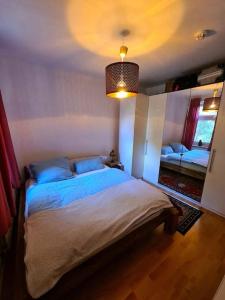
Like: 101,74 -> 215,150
25,179 -> 172,298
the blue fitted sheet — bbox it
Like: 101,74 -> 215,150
166,149 -> 209,167
26,168 -> 133,217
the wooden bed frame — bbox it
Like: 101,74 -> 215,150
1,179 -> 180,300
160,161 -> 206,181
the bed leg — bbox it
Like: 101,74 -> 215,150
164,207 -> 179,234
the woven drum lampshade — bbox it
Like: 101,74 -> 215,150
105,42 -> 139,99
203,89 -> 221,112
106,62 -> 139,99
203,97 -> 220,112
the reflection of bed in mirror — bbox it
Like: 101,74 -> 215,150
160,148 -> 210,180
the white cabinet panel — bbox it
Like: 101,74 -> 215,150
119,95 -> 148,176
132,94 -> 149,178
143,93 -> 167,184
202,86 -> 225,216
119,98 -> 136,174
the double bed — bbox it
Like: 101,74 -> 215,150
160,149 -> 210,180
4,157 -> 179,300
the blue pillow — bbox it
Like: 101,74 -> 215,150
170,143 -> 189,153
161,145 -> 174,155
74,156 -> 104,175
29,157 -> 73,184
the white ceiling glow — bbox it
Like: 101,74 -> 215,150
0,0 -> 225,84
67,0 -> 184,58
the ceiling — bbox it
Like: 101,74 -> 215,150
0,0 -> 225,85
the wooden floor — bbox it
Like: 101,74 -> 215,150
66,209 -> 225,300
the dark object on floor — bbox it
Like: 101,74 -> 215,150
158,168 -> 204,202
169,197 -> 203,235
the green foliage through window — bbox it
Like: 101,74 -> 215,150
194,120 -> 215,144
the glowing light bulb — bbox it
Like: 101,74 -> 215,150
210,101 -> 216,109
116,83 -> 128,99
117,80 -> 126,88
120,45 -> 128,61
116,91 -> 129,99
120,53 -> 126,60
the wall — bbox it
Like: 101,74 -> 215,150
162,89 -> 190,145
0,55 -> 119,169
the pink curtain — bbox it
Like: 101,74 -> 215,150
0,90 -> 20,236
182,98 -> 201,150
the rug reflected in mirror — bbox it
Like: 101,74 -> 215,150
159,168 -> 204,202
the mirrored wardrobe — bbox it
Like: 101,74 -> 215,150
158,83 -> 223,202
140,82 -> 223,204
119,81 -> 225,215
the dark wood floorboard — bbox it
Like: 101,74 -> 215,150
65,210 -> 225,300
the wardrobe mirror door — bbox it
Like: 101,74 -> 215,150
158,83 -> 223,203
199,82 -> 225,215
158,89 -> 193,199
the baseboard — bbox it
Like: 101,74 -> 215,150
201,203 -> 225,218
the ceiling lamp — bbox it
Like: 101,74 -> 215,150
105,44 -> 139,100
203,89 -> 221,112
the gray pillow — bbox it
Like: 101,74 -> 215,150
161,145 -> 174,155
74,156 -> 104,175
170,143 -> 189,153
29,157 -> 73,184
